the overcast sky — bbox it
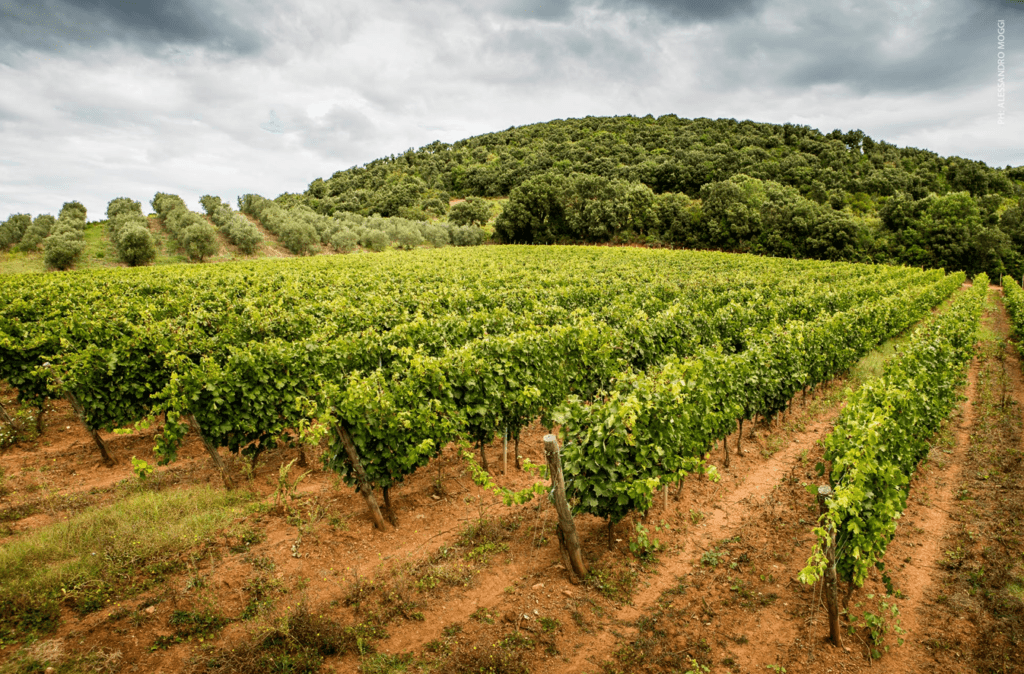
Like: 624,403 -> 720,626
1,0 -> 1022,218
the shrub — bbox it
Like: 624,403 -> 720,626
199,195 -> 225,215
420,223 -> 450,248
58,201 -> 87,226
330,228 -> 359,253
208,203 -> 263,255
116,223 -> 157,266
181,221 -> 220,262
31,214 -> 55,236
229,217 -> 263,255
394,226 -> 424,250
0,214 -> 31,249
43,233 -> 85,270
17,215 -> 54,252
151,193 -> 187,218
106,197 -> 142,220
361,229 -> 389,252
278,219 -> 318,255
450,225 -> 487,246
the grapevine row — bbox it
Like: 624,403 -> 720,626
799,276 -> 986,594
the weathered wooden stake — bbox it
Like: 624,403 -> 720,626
543,434 -> 587,579
817,485 -> 841,647
503,427 -> 508,475
65,393 -> 115,465
186,413 -> 235,490
514,432 -> 521,470
335,425 -> 388,531
723,435 -> 730,468
737,418 -> 744,454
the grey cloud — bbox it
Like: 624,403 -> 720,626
688,0 -> 1023,97
301,105 -> 378,158
0,0 -> 262,54
475,0 -> 765,22
602,0 -> 767,21
494,0 -> 575,20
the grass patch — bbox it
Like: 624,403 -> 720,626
0,485 -> 251,641
0,640 -> 122,673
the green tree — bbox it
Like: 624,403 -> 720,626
699,174 -> 768,250
116,222 -> 158,266
180,222 -> 220,262
107,197 -> 142,220
43,232 -> 85,270
448,197 -> 491,227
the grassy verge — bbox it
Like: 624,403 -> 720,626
0,485 -> 251,641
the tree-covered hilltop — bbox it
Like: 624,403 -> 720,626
301,115 -> 1024,277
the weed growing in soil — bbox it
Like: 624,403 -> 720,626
204,602 -> 368,673
151,609 -> 229,650
429,629 -> 533,674
242,575 -> 284,620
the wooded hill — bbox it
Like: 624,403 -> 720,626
298,115 -> 1024,277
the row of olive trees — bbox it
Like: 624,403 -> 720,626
151,193 -> 220,262
106,198 -> 158,266
239,193 -> 487,254
1,203 -> 86,270
11,214 -> 56,253
199,195 -> 263,254
237,194 -> 321,255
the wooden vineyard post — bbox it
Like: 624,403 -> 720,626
503,427 -> 508,475
543,434 -> 587,581
64,393 -> 115,466
723,435 -> 730,468
335,425 -> 388,531
186,413 -> 236,490
817,485 -> 841,647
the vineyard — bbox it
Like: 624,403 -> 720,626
0,247 -> 1019,674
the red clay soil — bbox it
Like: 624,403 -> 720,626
0,288 -> 1020,673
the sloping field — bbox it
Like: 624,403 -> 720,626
0,247 -> 1016,673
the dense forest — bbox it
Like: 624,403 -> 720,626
300,115 -> 1024,277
